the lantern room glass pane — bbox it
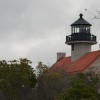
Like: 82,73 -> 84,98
75,26 -> 80,33
71,26 -> 90,33
79,25 -> 86,33
72,26 -> 75,33
86,27 -> 90,33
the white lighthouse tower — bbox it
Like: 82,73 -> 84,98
66,14 -> 97,62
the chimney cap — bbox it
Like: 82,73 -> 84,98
57,52 -> 66,61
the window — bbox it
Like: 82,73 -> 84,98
71,25 -> 90,33
86,27 -> 90,33
72,44 -> 74,51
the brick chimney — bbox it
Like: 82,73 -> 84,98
57,52 -> 66,61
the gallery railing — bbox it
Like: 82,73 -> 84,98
66,33 -> 96,43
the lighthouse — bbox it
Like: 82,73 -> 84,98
51,14 -> 100,75
65,14 -> 97,62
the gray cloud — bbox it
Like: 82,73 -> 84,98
0,0 -> 100,67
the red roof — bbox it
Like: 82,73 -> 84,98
51,50 -> 100,74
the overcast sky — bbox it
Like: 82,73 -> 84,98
0,0 -> 100,67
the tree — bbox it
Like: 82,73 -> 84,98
0,58 -> 37,100
36,62 -> 48,77
56,73 -> 100,100
36,62 -> 69,100
37,69 -> 68,100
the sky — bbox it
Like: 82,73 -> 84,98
0,0 -> 100,68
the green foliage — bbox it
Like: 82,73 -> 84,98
37,70 -> 63,100
56,73 -> 100,100
36,62 -> 48,77
41,70 -> 62,85
0,58 -> 37,100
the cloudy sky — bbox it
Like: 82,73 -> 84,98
0,0 -> 100,67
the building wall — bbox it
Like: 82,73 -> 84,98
71,43 -> 91,62
84,56 -> 100,75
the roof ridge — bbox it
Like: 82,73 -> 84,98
50,57 -> 64,68
50,56 -> 71,69
66,50 -> 100,73
82,50 -> 100,71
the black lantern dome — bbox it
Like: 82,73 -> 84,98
66,14 -> 97,45
71,14 -> 91,34
71,14 -> 91,26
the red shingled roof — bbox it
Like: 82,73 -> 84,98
50,57 -> 71,73
51,50 -> 100,74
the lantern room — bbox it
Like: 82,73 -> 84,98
66,14 -> 97,45
71,14 -> 91,34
